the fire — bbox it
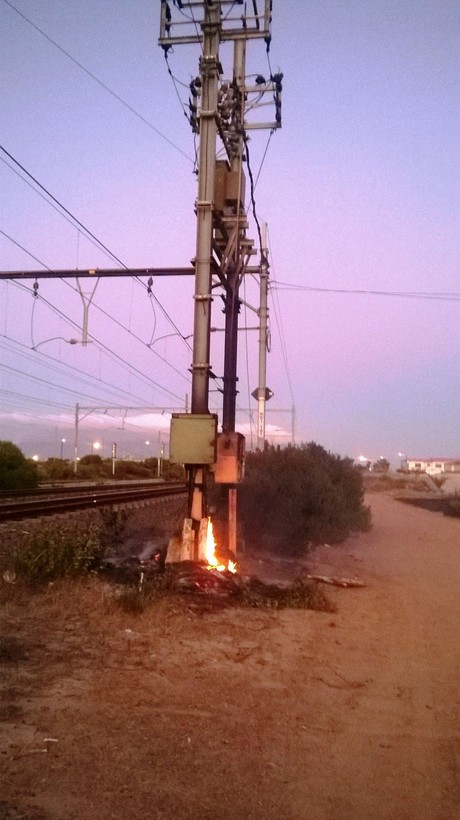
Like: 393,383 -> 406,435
205,517 -> 237,574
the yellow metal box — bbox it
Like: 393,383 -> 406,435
169,414 -> 218,464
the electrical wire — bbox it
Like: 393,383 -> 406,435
1,336 -> 157,408
10,278 -> 186,403
241,274 -> 255,450
253,129 -> 274,190
1,0 -> 194,164
267,229 -> 295,409
0,387 -> 71,412
0,361 -> 132,406
0,156 -> 193,350
1,234 -> 223,411
244,136 -> 264,258
1,231 -> 192,380
272,281 -> 460,302
0,159 -> 126,266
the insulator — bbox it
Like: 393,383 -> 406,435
272,72 -> 283,92
147,276 -> 153,294
33,280 -> 39,297
255,74 -> 266,85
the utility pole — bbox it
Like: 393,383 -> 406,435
160,1 -> 282,560
257,224 -> 269,450
188,2 -> 221,546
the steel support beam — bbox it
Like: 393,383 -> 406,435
0,267 -> 194,280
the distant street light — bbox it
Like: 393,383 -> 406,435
92,441 -> 101,455
60,438 -> 66,460
398,452 -> 407,470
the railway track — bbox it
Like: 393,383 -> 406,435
0,482 -> 187,522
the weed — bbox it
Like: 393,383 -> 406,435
12,522 -> 106,583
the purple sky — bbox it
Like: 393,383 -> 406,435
1,0 -> 459,465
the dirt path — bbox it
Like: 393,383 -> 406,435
1,493 -> 459,819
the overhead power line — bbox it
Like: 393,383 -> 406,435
9,278 -> 185,404
272,281 -> 460,302
0,147 -> 193,349
1,0 -> 193,163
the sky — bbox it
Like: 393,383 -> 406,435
0,0 -> 459,466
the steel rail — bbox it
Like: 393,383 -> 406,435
0,483 -> 187,522
0,480 -> 179,499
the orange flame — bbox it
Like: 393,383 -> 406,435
205,518 -> 237,574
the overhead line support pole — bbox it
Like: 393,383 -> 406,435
188,3 -> 221,547
257,224 -> 269,450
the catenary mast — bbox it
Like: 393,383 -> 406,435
159,0 -> 282,559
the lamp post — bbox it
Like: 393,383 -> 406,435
398,452 -> 407,470
158,443 -> 164,479
92,441 -> 101,456
60,438 -> 66,460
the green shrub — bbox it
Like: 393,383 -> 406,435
12,522 -> 105,583
239,442 -> 371,555
40,458 -> 75,482
0,441 -> 39,490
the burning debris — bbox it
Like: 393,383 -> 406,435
101,559 -> 334,613
101,518 -> 334,612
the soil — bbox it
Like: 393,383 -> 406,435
1,493 -> 459,819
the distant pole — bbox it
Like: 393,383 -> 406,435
257,224 -> 269,450
74,403 -> 79,473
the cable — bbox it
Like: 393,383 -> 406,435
267,229 -> 295,409
0,156 -> 194,348
10,278 -> 185,403
0,231 -> 191,379
0,146 -> 131,270
0,387 -> 71,412
272,281 -> 460,302
1,336 -> 157,408
244,136 -> 264,259
1,235 -> 222,411
241,274 -> 255,450
0,361 -> 133,406
254,129 -> 274,190
1,0 -> 194,164
0,159 -> 124,265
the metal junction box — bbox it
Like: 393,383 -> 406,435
169,414 -> 218,465
214,432 -> 245,484
214,160 -> 246,212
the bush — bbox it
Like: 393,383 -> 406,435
12,522 -> 105,583
40,458 -> 75,482
0,441 -> 39,490
239,443 -> 371,555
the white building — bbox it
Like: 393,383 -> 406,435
405,458 -> 460,475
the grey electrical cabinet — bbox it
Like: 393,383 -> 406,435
169,414 -> 218,464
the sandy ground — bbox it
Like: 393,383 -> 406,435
1,493 -> 459,819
